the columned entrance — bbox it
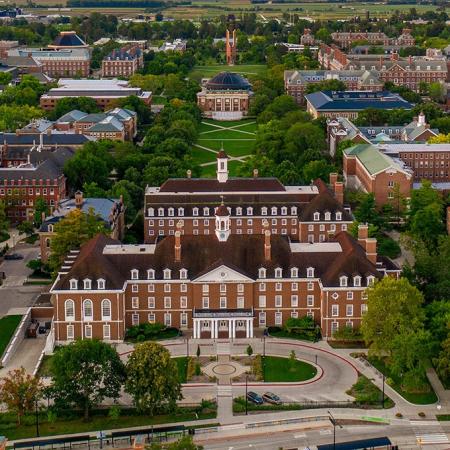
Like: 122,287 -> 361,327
192,309 -> 254,339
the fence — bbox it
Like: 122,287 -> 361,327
1,308 -> 31,367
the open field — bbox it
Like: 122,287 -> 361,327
20,1 -> 440,20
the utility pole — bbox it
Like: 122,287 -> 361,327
245,375 -> 248,415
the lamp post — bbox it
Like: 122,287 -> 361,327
328,410 -> 341,450
381,374 -> 385,409
35,398 -> 40,437
186,336 -> 189,358
245,374 -> 248,416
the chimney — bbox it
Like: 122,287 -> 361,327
74,191 -> 83,207
253,168 -> 258,178
365,238 -> 377,265
329,172 -> 338,186
174,230 -> 181,262
264,229 -> 271,261
357,223 -> 369,247
334,181 -> 344,205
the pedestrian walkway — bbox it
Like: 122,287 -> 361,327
410,420 -> 450,445
216,341 -> 230,356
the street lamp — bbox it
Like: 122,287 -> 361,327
35,398 -> 40,437
381,374 -> 385,409
245,375 -> 248,416
186,336 -> 189,358
327,410 -> 342,450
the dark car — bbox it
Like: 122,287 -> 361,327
4,253 -> 23,260
246,391 -> 264,405
263,392 -> 282,405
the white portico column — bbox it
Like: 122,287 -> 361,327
249,319 -> 253,338
228,319 -> 232,339
245,319 -> 250,338
231,319 -> 236,339
193,319 -> 197,339
214,319 -> 219,339
194,319 -> 200,339
210,319 -> 214,339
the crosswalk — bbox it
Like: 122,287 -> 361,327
217,385 -> 232,397
410,420 -> 450,445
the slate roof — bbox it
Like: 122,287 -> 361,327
52,230 -> 386,291
56,109 -> 86,123
205,72 -> 251,91
0,133 -> 91,146
51,31 -> 87,48
285,69 -> 381,86
305,90 -> 413,111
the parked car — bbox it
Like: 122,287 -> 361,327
4,253 -> 23,260
263,392 -> 282,405
246,391 -> 264,405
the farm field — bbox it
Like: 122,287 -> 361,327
191,119 -> 256,178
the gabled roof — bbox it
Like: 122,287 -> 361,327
56,109 -> 87,123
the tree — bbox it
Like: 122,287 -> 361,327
428,133 -> 450,144
0,367 -> 43,425
433,336 -> 450,385
246,345 -> 253,357
289,350 -> 296,371
0,200 -> 9,237
48,97 -> 100,121
0,104 -> 44,132
354,193 -> 383,228
409,180 -> 443,218
51,340 -> 125,421
148,436 -> 203,450
17,221 -> 34,236
429,82 -> 446,103
196,345 -> 201,358
305,79 -> 346,94
125,342 -> 182,415
302,159 -> 336,183
410,202 -> 445,249
48,208 -> 109,273
361,277 -> 426,358
33,198 -> 49,227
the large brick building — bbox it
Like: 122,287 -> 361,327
49,158 -> 400,343
331,29 -> 415,49
284,69 -> 383,105
0,148 -> 73,223
343,144 -> 413,206
144,152 -> 352,244
101,46 -> 143,78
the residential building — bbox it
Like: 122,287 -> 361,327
343,144 -> 413,206
284,69 -> 383,105
39,191 -> 125,262
40,79 -> 152,110
197,72 -> 253,120
101,46 -> 143,78
7,48 -> 90,78
159,39 -> 187,52
48,31 -> 89,50
54,108 -> 137,141
327,113 -> 439,156
144,152 -> 352,244
331,29 -> 415,49
305,90 -> 413,120
0,147 -> 73,223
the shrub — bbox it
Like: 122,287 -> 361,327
332,326 -> 363,341
246,345 -> 253,357
396,412 -> 403,418
195,363 -> 201,376
252,354 -> 263,381
418,412 -> 426,417
125,322 -> 175,341
108,405 -> 121,420
378,236 -> 401,259
186,357 -> 196,380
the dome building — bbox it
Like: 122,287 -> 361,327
197,71 -> 253,121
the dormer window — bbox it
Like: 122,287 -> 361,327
261,207 -> 268,216
236,207 -> 242,216
69,279 -> 78,290
83,278 -> 92,290
291,267 -> 298,278
313,212 -> 320,221
163,268 -> 171,280
258,267 -> 266,279
247,207 -> 253,216
168,207 -> 174,217
367,275 -> 375,286
148,208 -> 154,217
281,207 -> 287,216
97,279 -> 105,290
193,207 -> 199,216
336,212 -> 342,221
180,268 -> 187,279
147,269 -> 155,280
340,276 -> 348,287
131,269 -> 139,280
271,207 -> 277,216
325,212 -> 331,221
307,267 -> 315,278
158,208 -> 164,217
203,207 -> 209,216
178,207 -> 184,216
354,275 -> 361,287
291,206 -> 297,215
48,224 -> 53,232
275,267 -> 282,278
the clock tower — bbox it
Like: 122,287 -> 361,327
215,199 -> 231,242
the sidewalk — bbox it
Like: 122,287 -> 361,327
0,230 -> 26,251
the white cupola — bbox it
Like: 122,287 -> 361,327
216,147 -> 229,183
215,199 -> 230,242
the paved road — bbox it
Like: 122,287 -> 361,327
0,243 -> 42,318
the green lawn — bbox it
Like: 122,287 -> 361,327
347,375 -> 394,409
191,146 -> 217,165
368,357 -> 438,405
437,415 -> 450,421
173,357 -> 188,383
197,139 -> 254,157
0,315 -> 22,357
199,129 -> 255,140
0,408 -> 217,441
36,354 -> 54,377
263,356 -> 317,382
202,119 -> 256,129
189,64 -> 267,82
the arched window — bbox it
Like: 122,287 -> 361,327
147,269 -> 155,280
97,279 -> 105,289
275,267 -> 282,278
148,207 -> 155,217
340,276 -> 348,287
261,207 -> 268,216
236,207 -> 242,216
168,207 -> 174,217
307,267 -> 315,278
83,299 -> 93,320
291,206 -> 297,215
193,207 -> 199,216
65,299 -> 75,320
258,267 -> 266,279
48,224 -> 54,232
313,212 -> 320,221
336,212 -> 342,221
325,212 -> 331,221
271,207 -> 277,216
203,207 -> 209,216
180,268 -> 187,279
247,207 -> 253,216
177,207 -> 184,216
101,299 -> 111,320
291,267 -> 298,278
45,238 -> 50,248
281,207 -> 287,216
158,207 -> 164,217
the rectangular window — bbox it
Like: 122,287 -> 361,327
164,284 -> 171,293
132,297 -> 139,309
291,311 -> 298,318
148,313 -> 155,323
164,313 -> 171,327
164,297 -> 171,309
259,311 -> 266,326
347,291 -> 353,300
67,325 -> 74,340
202,284 -> 209,294
220,297 -> 227,309
346,305 -> 353,316
275,295 -> 282,307
237,297 -> 244,309
275,282 -> 282,292
259,282 -> 266,292
307,282 -> 314,291
132,284 -> 138,293
180,296 -> 187,309
307,295 -> 314,307
202,297 -> 209,309
84,324 -> 92,338
103,324 -> 110,339
291,282 -> 298,290
259,295 -> 266,308
332,305 -> 339,317
148,297 -> 155,309
361,304 -> 368,314
291,295 -> 298,307
148,284 -> 155,292
181,312 -> 188,327
275,312 -> 282,325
